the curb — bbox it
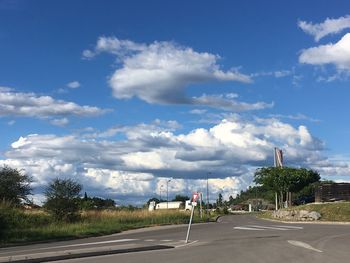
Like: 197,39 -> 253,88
0,245 -> 173,263
258,216 -> 350,225
214,216 -> 221,222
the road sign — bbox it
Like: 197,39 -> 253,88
186,192 -> 200,243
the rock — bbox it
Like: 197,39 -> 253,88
272,209 -> 321,221
308,211 -> 321,220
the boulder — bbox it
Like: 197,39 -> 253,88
272,209 -> 321,221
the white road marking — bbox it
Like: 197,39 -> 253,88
175,240 -> 199,248
271,225 -> 303,229
234,225 -> 303,231
287,240 -> 323,253
234,226 -> 265,231
160,240 -> 173,242
144,239 -> 156,242
247,225 -> 290,230
49,239 -> 138,249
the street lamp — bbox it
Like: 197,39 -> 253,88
207,172 -> 211,216
167,179 -> 171,209
159,185 -> 164,201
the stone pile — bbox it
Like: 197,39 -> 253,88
272,209 -> 321,221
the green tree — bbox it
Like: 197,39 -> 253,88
0,165 -> 32,205
44,178 -> 82,221
216,193 -> 223,207
228,195 -> 234,205
172,195 -> 190,202
254,167 -> 320,206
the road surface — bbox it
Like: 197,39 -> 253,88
1,215 -> 349,263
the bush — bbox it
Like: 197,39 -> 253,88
44,178 -> 82,222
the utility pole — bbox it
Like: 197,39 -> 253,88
159,185 -> 163,201
167,179 -> 171,209
206,172 -> 211,217
199,192 -> 203,218
274,148 -> 278,210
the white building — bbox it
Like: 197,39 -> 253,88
156,201 -> 183,209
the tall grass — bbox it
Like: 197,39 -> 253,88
0,204 -> 206,246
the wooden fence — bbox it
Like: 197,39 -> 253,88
315,183 -> 350,202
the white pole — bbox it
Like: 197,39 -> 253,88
273,148 -> 278,210
185,203 -> 195,243
199,192 -> 203,218
275,192 -> 278,211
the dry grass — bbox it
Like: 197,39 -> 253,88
1,207 -> 206,246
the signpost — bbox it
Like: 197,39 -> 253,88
185,192 -> 199,243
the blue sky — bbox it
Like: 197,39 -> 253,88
1,0 -> 350,205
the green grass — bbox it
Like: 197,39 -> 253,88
0,206 -> 211,246
258,202 -> 350,222
291,202 -> 350,221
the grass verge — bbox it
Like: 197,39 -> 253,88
257,202 -> 350,222
0,206 -> 212,246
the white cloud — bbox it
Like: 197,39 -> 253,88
251,70 -> 292,78
2,116 -> 348,204
189,109 -> 207,115
7,120 -> 15,126
269,113 -> 320,123
66,81 -> 81,89
299,33 -> 350,70
298,15 -> 350,42
0,87 -> 109,119
83,37 -> 146,59
192,94 -> 273,111
50,118 -> 69,126
83,37 -> 263,110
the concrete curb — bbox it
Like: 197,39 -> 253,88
214,216 -> 221,222
258,216 -> 350,225
0,245 -> 173,263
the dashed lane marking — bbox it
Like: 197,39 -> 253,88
271,225 -> 303,229
233,226 -> 265,231
234,225 -> 303,231
246,225 -> 291,230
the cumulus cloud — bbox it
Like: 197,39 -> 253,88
298,15 -> 350,42
299,33 -> 350,70
66,81 -> 81,89
1,116 -> 346,204
0,87 -> 109,119
82,37 -> 267,110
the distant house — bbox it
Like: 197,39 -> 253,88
156,201 -> 183,210
315,183 -> 350,202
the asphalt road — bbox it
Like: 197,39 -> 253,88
1,215 -> 350,263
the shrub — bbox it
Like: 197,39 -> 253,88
44,178 -> 82,222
